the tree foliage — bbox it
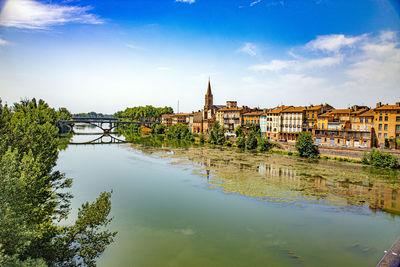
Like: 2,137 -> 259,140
361,149 -> 399,169
245,131 -> 258,150
115,106 -> 173,122
236,134 -> 246,148
295,132 -> 319,158
166,124 -> 194,141
0,98 -> 116,266
258,137 -> 275,152
151,124 -> 166,135
207,122 -> 225,145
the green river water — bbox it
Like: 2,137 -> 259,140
57,129 -> 400,266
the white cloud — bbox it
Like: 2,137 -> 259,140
304,56 -> 342,68
306,34 -> 366,53
246,31 -> 400,106
238,42 -> 257,56
346,32 -> 400,88
250,0 -> 262,7
0,37 -> 8,46
0,0 -> 103,29
175,0 -> 195,3
251,60 -> 295,72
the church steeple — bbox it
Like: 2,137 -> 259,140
206,78 -> 212,96
204,78 -> 213,110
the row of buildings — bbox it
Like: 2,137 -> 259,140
162,80 -> 400,149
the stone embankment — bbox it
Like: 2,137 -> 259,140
275,142 -> 400,160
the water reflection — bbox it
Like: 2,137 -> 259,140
134,145 -> 400,217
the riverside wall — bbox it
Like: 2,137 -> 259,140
275,142 -> 400,160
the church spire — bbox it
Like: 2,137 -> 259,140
206,77 -> 212,96
204,78 -> 213,110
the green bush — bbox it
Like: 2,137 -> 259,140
246,131 -> 258,150
166,124 -> 193,141
361,149 -> 399,169
224,139 -> 232,147
295,132 -> 319,158
236,134 -> 246,148
258,137 -> 274,152
207,121 -> 225,145
199,134 -> 205,144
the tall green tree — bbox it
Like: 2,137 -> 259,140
0,98 -> 116,266
207,122 -> 225,145
295,132 -> 319,158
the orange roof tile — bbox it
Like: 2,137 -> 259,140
375,105 -> 400,110
242,111 -> 265,116
282,106 -> 306,113
357,109 -> 375,117
267,106 -> 291,114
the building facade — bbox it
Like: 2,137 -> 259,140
280,106 -> 306,142
374,102 -> 400,147
262,106 -> 291,141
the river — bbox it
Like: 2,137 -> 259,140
57,127 -> 400,266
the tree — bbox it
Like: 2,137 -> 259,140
258,137 -> 274,152
245,131 -> 258,150
235,125 -> 243,137
0,98 -> 116,265
199,134 -> 205,144
207,122 -> 225,145
295,132 -> 319,158
236,134 -> 246,148
361,149 -> 399,169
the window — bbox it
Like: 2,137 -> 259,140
397,116 -> 400,122
384,133 -> 388,138
379,124 -> 382,130
312,114 -> 314,119
384,124 -> 388,130
396,125 -> 400,133
385,116 -> 388,121
365,119 -> 368,123
385,111 -> 388,115
379,133 -> 382,138
360,118 -> 363,123
380,111 -> 382,115
354,118 -> 357,122
379,116 -> 383,121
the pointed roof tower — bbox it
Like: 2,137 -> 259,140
206,78 -> 212,96
204,78 -> 214,110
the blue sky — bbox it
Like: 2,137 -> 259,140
0,0 -> 399,113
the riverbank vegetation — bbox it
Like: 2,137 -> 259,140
0,98 -> 116,266
295,132 -> 320,158
114,105 -> 173,122
116,122 -> 399,169
361,149 -> 400,169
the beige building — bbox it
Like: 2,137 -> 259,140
262,106 -> 291,140
374,102 -> 400,147
216,102 -> 250,137
280,106 -> 306,142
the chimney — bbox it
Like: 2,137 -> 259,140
396,102 -> 400,107
376,102 -> 382,108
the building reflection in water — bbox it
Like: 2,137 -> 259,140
190,152 -> 400,217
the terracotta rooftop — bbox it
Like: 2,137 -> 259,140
282,106 -> 306,113
267,106 -> 291,114
218,107 -> 244,112
357,109 -> 375,117
375,104 -> 400,110
305,104 -> 331,111
243,111 -> 265,116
